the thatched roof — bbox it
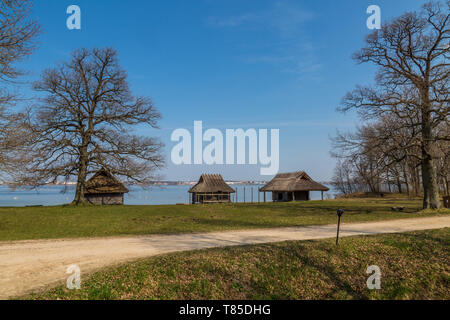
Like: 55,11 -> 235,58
259,171 -> 329,192
84,169 -> 129,195
189,174 -> 235,194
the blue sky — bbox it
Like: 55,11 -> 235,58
17,0 -> 427,181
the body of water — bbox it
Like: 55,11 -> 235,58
0,185 -> 335,207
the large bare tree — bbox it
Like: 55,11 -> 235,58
13,48 -> 164,204
0,0 -> 40,170
338,1 -> 449,209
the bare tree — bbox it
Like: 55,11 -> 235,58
338,1 -> 449,209
332,112 -> 431,197
11,48 -> 164,205
0,0 -> 40,170
331,159 -> 358,195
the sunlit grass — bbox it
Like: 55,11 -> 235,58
0,198 -> 448,241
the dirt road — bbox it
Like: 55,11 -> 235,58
1,216 -> 449,299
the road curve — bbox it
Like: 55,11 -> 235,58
1,216 -> 449,299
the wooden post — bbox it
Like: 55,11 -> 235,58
336,215 -> 341,245
292,192 -> 295,202
244,187 -> 246,203
264,192 -> 266,203
258,191 -> 260,203
321,191 -> 324,201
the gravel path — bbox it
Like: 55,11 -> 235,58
1,216 -> 449,299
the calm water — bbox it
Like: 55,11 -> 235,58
0,185 -> 335,207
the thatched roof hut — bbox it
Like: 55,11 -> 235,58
260,171 -> 329,201
189,174 -> 235,204
84,169 -> 129,205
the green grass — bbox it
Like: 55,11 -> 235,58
0,198 -> 448,241
24,228 -> 450,300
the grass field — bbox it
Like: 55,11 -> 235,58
0,198 -> 448,241
24,228 -> 450,300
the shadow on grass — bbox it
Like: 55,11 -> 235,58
289,243 -> 369,300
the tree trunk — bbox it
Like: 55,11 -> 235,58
422,156 -> 441,209
411,165 -> 417,196
387,170 -> 391,193
421,99 -> 441,209
396,170 -> 402,194
73,146 -> 89,205
414,165 -> 421,196
445,178 -> 450,196
403,165 -> 410,197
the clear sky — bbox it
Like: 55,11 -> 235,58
16,0 -> 427,181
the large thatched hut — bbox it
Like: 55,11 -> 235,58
84,169 -> 129,205
259,171 -> 329,202
189,174 -> 235,204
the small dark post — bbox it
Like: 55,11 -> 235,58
443,196 -> 449,208
251,187 -> 254,203
336,209 -> 344,245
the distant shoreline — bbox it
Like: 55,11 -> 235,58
1,181 -> 333,187
0,181 -> 269,187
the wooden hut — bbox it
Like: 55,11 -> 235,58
259,171 -> 329,202
189,174 -> 235,204
84,169 -> 129,205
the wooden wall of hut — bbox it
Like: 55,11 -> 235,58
85,193 -> 125,205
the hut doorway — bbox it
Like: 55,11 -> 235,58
294,191 -> 309,201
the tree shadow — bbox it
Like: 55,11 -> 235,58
282,243 -> 369,299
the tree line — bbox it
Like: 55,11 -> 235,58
331,1 -> 449,209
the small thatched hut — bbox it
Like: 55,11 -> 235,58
259,171 -> 329,202
189,174 -> 235,204
84,169 -> 129,205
